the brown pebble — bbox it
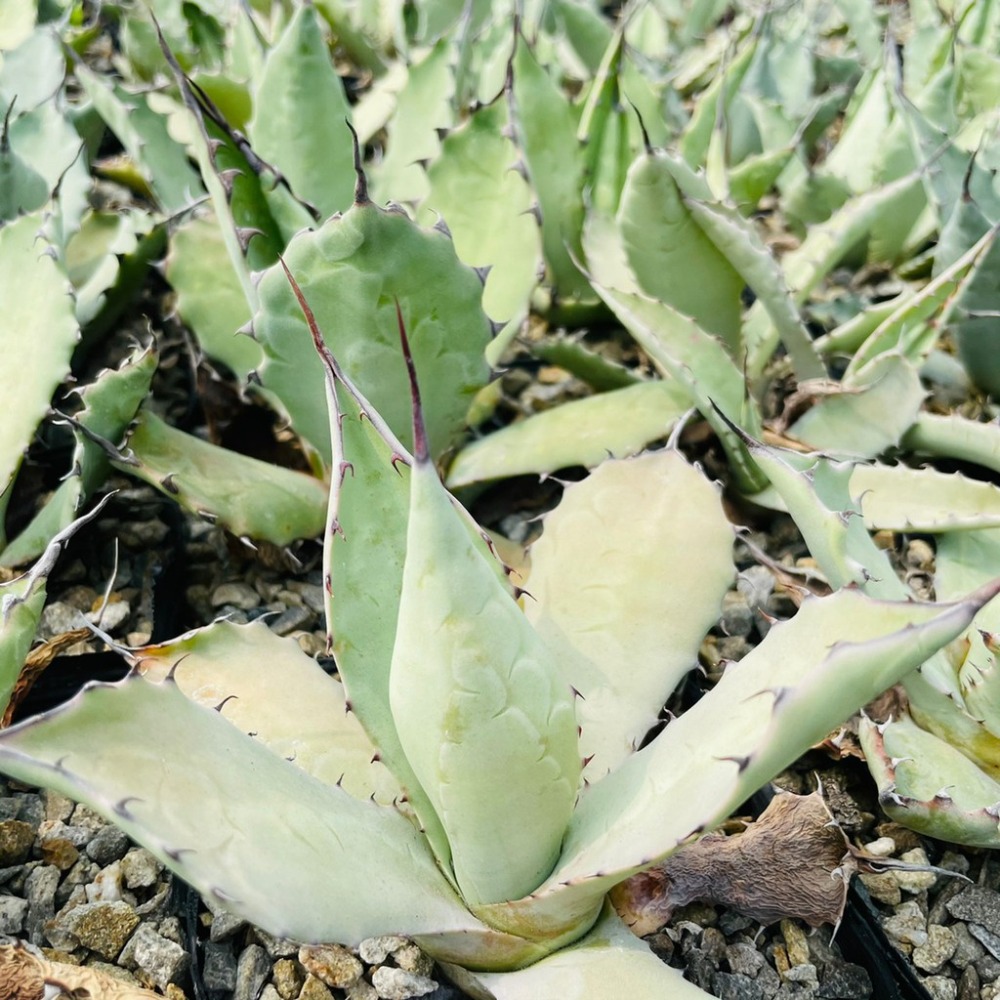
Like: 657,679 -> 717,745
0,820 -> 35,866
298,944 -> 363,989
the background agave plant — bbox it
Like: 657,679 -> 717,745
4,0 -> 1000,996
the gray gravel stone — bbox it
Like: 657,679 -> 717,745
86,824 -> 131,865
202,940 -> 238,992
920,975 -> 957,1000
946,887 -> 1000,937
253,927 -> 299,958
25,863 -> 59,943
209,907 -> 247,941
0,895 -> 27,934
260,987 -> 283,1000
211,582 -> 261,609
720,591 -> 754,637
371,966 -> 438,999
950,922 -> 986,969
128,922 -> 190,989
13,795 -> 44,829
712,971 -> 765,999
913,924 -> 958,973
120,847 -> 161,889
882,901 -> 928,949
785,963 -> 819,987
360,936 -> 410,965
269,605 -> 313,635
968,921 -> 1000,961
235,943 -> 272,1000
977,951 -> 1000,983
726,942 -> 766,977
816,962 -> 871,998
957,964 -> 979,1000
0,820 -> 35,865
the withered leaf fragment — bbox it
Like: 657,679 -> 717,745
0,942 -> 163,998
610,791 -> 854,936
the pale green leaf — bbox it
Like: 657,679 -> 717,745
618,152 -> 744,354
498,583 -> 1000,932
254,198 -> 492,465
369,40 -> 455,205
248,4 -> 355,219
165,212 -> 260,377
510,35 -> 592,303
1,344 -> 157,568
133,620 -> 403,804
0,213 -> 79,550
860,714 -> 1000,848
465,904 -> 715,1000
788,353 -> 925,458
422,99 -> 541,324
851,464 -> 1000,533
120,409 -> 328,546
0,676 -> 488,944
446,381 -> 691,488
390,447 -> 580,906
525,451 -> 734,779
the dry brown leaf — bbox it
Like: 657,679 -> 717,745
0,942 -> 163,999
610,791 -> 854,936
1,628 -> 92,728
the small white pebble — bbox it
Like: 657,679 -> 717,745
863,837 -> 896,857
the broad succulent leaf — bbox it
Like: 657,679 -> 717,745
463,903 -> 716,1000
904,412 -> 1000,478
848,224 -> 1000,374
446,381 -> 691,488
4,102 -> 90,250
132,619 -> 403,804
369,40 -> 455,205
247,4 -> 355,219
851,465 -> 1000,533
736,438 -> 899,598
1,343 -> 157,568
652,154 -> 824,380
0,212 -> 79,551
117,409 -> 328,546
389,367 -> 580,907
484,583 -> 1000,936
0,26 -> 64,111
860,715 -> 1000,848
254,192 -> 492,465
320,380 -> 453,872
422,98 -> 542,325
165,212 -> 261,377
787,353 -> 925,458
75,64 -> 204,214
582,221 -> 765,493
0,676 -> 492,946
510,33 -> 592,304
524,450 -> 734,779
617,151 -> 745,354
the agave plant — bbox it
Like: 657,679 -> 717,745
1,218 -> 998,997
6,1 -> 1000,994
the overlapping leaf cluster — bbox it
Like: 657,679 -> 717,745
3,1 -> 1000,997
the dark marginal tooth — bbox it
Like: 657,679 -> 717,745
235,227 -> 266,252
